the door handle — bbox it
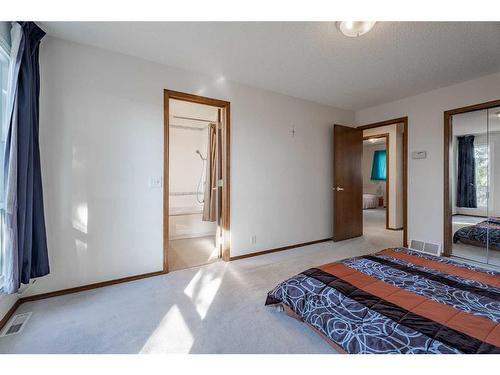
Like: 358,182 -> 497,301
335,187 -> 344,191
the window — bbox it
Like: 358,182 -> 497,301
474,144 -> 489,208
371,150 -> 387,181
0,40 -> 8,289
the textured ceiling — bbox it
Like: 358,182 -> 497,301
41,22 -> 500,110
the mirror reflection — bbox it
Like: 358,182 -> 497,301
450,107 -> 500,266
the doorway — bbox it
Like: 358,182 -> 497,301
362,134 -> 390,233
333,118 -> 408,247
163,90 -> 230,272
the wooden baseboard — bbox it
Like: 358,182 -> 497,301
230,238 -> 332,261
19,270 -> 167,303
0,270 -> 168,328
0,299 -> 22,332
1,238 -> 331,326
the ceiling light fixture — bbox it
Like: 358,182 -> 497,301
337,21 -> 376,38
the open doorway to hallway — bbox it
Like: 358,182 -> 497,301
361,123 -> 405,245
332,118 -> 407,246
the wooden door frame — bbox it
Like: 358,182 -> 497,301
362,133 -> 390,229
443,99 -> 500,257
163,89 -> 231,272
357,117 -> 408,247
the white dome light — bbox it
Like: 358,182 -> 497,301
337,21 -> 376,38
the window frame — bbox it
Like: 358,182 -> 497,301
473,142 -> 489,209
454,134 -> 493,217
370,149 -> 387,181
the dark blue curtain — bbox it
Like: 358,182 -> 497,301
456,135 -> 477,208
371,150 -> 386,181
16,22 -> 49,286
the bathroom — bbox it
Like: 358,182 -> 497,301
168,98 -> 221,271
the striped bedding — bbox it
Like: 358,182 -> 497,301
453,218 -> 500,250
265,247 -> 500,354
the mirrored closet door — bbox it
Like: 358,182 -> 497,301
486,106 -> 500,267
448,105 -> 500,267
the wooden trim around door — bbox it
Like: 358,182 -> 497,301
358,117 -> 408,247
164,89 -> 231,268
443,99 -> 500,257
363,134 -> 390,229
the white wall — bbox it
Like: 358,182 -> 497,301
169,99 -> 216,213
356,71 -> 500,246
23,36 -> 353,296
363,124 -> 404,229
169,125 -> 209,207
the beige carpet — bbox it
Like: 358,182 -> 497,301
0,212 -> 403,354
363,207 -> 403,245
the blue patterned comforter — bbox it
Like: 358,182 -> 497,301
266,247 -> 500,354
453,218 -> 500,250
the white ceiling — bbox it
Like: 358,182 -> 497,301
41,22 -> 500,110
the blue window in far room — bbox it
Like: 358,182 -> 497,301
371,150 -> 386,181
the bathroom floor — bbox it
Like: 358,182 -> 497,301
168,235 -> 219,271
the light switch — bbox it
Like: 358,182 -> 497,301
149,176 -> 163,188
411,151 -> 427,159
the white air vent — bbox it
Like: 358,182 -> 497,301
410,240 -> 442,256
1,312 -> 32,337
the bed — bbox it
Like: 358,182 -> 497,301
363,193 -> 379,209
453,218 -> 500,250
265,247 -> 500,354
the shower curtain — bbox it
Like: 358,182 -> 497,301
203,124 -> 217,221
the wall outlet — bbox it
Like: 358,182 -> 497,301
149,176 -> 163,188
251,235 -> 257,245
